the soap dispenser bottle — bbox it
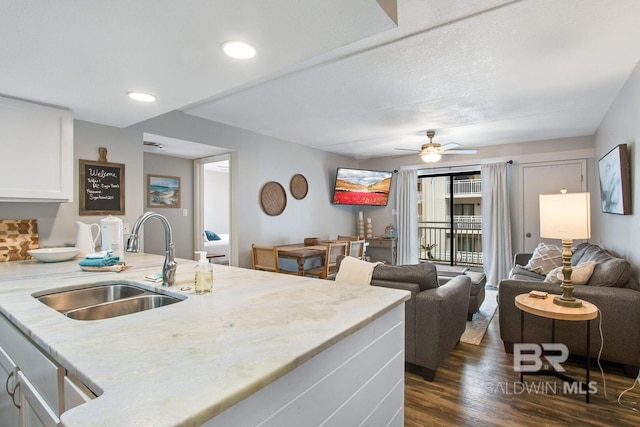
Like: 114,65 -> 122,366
194,251 -> 213,294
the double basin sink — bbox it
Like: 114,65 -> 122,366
34,281 -> 185,321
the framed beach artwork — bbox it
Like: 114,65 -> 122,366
598,144 -> 631,215
147,174 -> 181,208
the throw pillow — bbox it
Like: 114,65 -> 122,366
524,243 -> 563,275
204,230 -> 221,241
335,256 -> 381,285
572,244 -> 630,287
543,261 -> 596,285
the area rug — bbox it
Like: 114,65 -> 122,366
460,289 -> 498,345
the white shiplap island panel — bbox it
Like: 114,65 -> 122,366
0,253 -> 409,426
208,305 -> 404,426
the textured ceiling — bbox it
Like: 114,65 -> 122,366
2,0 -> 640,160
184,0 -> 640,158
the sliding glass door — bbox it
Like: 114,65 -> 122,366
417,172 -> 482,266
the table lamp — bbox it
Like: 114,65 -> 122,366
539,190 -> 591,307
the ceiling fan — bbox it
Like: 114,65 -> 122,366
395,130 -> 478,163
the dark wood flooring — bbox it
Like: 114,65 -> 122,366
404,308 -> 640,426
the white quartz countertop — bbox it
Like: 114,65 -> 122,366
0,253 -> 409,426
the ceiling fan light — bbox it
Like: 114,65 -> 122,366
421,153 -> 442,163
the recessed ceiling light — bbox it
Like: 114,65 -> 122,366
222,41 -> 256,59
128,91 -> 156,102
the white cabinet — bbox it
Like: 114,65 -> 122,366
17,371 -> 60,427
0,96 -> 73,202
0,314 -> 95,427
0,347 -> 20,426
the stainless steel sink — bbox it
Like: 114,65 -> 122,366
64,294 -> 181,321
36,284 -> 146,312
34,281 -> 185,321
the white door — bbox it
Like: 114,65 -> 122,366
521,160 -> 586,252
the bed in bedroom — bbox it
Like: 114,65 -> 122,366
203,231 -> 229,264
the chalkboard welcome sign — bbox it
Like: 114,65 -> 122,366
79,159 -> 125,215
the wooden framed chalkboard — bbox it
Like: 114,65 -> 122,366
79,158 -> 125,215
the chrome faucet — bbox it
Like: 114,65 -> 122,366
127,212 -> 177,287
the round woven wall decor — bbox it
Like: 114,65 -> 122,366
260,181 -> 287,216
290,174 -> 308,200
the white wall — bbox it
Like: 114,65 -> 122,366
592,60 -> 640,275
1,113 -> 358,268
12,72 -> 636,273
142,152 -> 194,260
204,169 -> 229,234
0,120 -> 144,255
132,111 -> 358,268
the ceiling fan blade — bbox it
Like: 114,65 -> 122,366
394,148 -> 419,152
439,142 -> 460,151
443,149 -> 478,155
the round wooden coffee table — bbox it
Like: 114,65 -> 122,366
515,293 -> 598,403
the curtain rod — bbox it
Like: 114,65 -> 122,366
399,159 -> 513,172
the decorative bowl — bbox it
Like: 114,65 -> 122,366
28,247 -> 80,263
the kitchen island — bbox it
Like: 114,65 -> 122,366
0,253 -> 409,426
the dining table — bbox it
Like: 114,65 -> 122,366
276,243 -> 328,276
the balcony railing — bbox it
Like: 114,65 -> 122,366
418,220 -> 483,266
445,179 -> 481,195
445,215 -> 482,229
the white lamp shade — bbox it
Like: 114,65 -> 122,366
539,192 -> 591,239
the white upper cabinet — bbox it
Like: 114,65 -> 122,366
0,96 -> 73,202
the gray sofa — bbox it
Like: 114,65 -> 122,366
499,242 -> 640,377
335,256 -> 471,381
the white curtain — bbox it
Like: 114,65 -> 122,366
396,169 -> 418,265
481,162 -> 513,287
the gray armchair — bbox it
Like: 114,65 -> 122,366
335,257 -> 471,381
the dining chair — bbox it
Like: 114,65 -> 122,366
337,234 -> 359,241
251,244 -> 297,274
348,239 -> 366,260
305,241 -> 348,279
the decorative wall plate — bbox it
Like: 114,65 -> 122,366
290,174 -> 308,200
260,181 -> 287,216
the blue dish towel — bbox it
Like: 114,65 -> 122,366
78,254 -> 120,267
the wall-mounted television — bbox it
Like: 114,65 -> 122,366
332,167 -> 393,206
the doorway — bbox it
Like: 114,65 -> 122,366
194,153 -> 234,265
418,171 -> 482,267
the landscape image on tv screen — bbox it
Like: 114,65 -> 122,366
332,168 -> 393,206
